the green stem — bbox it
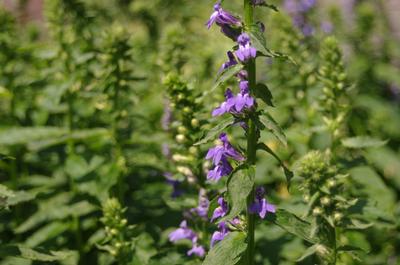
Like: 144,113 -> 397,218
244,1 -> 257,265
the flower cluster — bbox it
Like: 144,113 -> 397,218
202,1 -> 276,251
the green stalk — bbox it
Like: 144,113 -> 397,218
244,1 -> 257,265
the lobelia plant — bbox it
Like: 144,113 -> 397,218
195,1 -> 294,264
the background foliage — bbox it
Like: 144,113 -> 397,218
0,0 -> 399,264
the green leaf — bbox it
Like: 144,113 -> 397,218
341,136 -> 387,148
257,143 -> 293,184
266,209 -> 319,244
220,166 -> 255,222
337,245 -> 366,253
257,112 -> 287,146
248,29 -> 295,64
25,222 -> 70,247
296,244 -> 319,262
0,245 -> 72,261
211,64 -> 243,92
202,232 -> 247,265
195,116 -> 235,146
0,184 -> 36,209
0,127 -> 109,151
254,83 -> 274,107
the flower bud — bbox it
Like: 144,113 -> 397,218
183,107 -> 191,114
191,118 -> 199,128
327,179 -> 336,188
175,134 -> 186,143
177,93 -> 185,101
177,126 -> 187,134
333,212 -> 343,222
189,146 -> 198,155
120,219 -> 127,226
169,102 -> 176,109
110,228 -> 118,235
177,166 -> 193,177
321,196 -> 330,206
303,194 -> 310,203
312,207 -> 323,216
115,242 -> 122,249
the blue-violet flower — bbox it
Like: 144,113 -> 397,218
249,186 -> 276,219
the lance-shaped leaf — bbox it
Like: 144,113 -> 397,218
257,143 -> 293,184
255,112 -> 287,146
195,116 -> 235,146
296,244 -> 319,262
220,166 -> 255,222
202,232 -> 247,265
0,245 -> 73,261
211,64 -> 243,92
265,209 -> 319,244
341,136 -> 387,149
248,28 -> 295,64
254,83 -> 274,107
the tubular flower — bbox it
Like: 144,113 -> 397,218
212,73 -> 254,116
187,244 -> 206,257
164,172 -> 183,198
235,33 -> 257,62
249,186 -> 276,219
207,157 -> 233,181
168,220 -> 197,242
211,197 -> 229,221
191,189 -> 210,219
206,133 -> 244,165
210,221 -> 229,247
206,2 -> 241,29
219,51 -> 238,73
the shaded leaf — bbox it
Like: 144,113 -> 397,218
0,245 -> 72,261
296,244 -> 318,262
202,232 -> 247,265
254,83 -> 274,107
257,143 -> 293,184
341,136 -> 387,148
257,112 -> 287,146
220,166 -> 255,222
211,64 -> 243,92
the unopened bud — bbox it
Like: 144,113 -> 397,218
176,134 -> 186,143
189,146 -> 198,155
120,219 -> 127,226
327,179 -> 336,188
333,212 -> 343,222
177,166 -> 193,177
110,228 -> 118,235
178,126 -> 187,134
321,197 -> 330,206
115,242 -> 122,249
312,207 -> 323,216
191,118 -> 199,128
183,107 -> 191,114
177,93 -> 185,101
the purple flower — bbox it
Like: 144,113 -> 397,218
207,157 -> 233,181
211,197 -> 229,221
235,33 -> 257,62
249,187 -> 276,219
187,244 -> 206,257
206,2 -> 241,29
220,24 -> 242,41
321,21 -> 333,34
164,172 -> 183,198
206,133 -> 244,165
191,189 -> 210,219
212,89 -> 235,116
212,86 -> 254,116
210,222 -> 229,247
219,51 -> 238,73
169,220 -> 197,242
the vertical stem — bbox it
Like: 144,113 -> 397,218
244,1 -> 257,265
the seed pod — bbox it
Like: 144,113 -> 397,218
191,118 -> 199,128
